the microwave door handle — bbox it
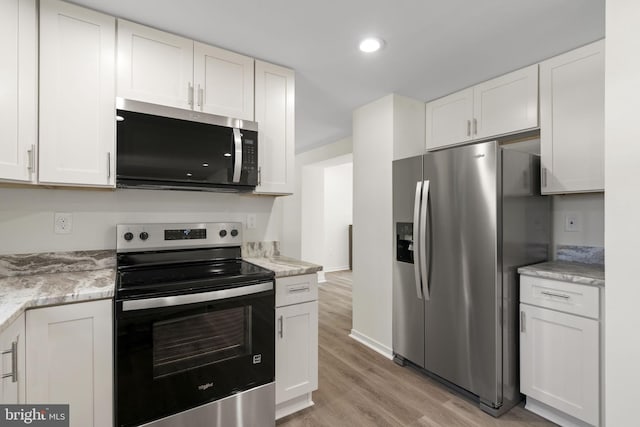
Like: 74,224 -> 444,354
232,128 -> 243,183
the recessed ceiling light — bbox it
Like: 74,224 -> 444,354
359,37 -> 384,53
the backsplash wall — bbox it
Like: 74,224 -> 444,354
0,187 -> 282,255
552,192 -> 604,258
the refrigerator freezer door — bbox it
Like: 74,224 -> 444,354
423,141 -> 501,406
392,155 -> 425,367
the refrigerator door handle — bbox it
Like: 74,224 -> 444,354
420,180 -> 430,300
413,181 -> 424,299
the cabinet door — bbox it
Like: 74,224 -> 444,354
26,299 -> 113,427
0,313 -> 25,404
520,303 -> 599,425
254,60 -> 295,194
0,0 -> 37,183
473,64 -> 538,139
540,41 -> 604,194
275,301 -> 318,404
39,0 -> 115,187
194,42 -> 254,120
117,19 -> 194,110
425,88 -> 473,151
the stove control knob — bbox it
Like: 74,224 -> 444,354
139,232 -> 149,241
124,232 -> 134,241
219,230 -> 227,238
230,229 -> 239,237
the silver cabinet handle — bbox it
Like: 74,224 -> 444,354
541,291 -> 570,299
473,118 -> 478,135
542,167 -> 547,187
520,311 -> 526,333
27,145 -> 34,173
413,182 -> 423,300
2,341 -> 18,383
466,120 -> 471,137
198,85 -> 204,111
257,166 -> 262,186
123,281 -> 273,311
288,285 -> 309,294
278,315 -> 284,338
420,180 -> 430,300
107,152 -> 111,179
188,82 -> 194,107
232,128 -> 243,183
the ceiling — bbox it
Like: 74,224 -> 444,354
70,0 -> 605,153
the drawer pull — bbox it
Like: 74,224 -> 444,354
541,291 -> 570,299
288,286 -> 309,293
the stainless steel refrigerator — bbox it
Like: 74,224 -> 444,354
392,140 -> 550,416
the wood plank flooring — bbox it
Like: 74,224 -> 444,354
277,271 -> 555,427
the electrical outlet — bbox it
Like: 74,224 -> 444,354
247,214 -> 257,229
54,212 -> 73,234
565,213 -> 580,232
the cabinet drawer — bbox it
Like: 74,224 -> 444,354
520,275 -> 599,319
276,274 -> 318,307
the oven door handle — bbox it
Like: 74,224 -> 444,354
121,281 -> 273,311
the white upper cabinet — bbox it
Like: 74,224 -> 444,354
194,42 -> 254,120
254,60 -> 295,195
473,64 -> 538,139
425,88 -> 473,150
540,41 -> 604,194
39,0 -> 115,187
0,0 -> 37,183
117,21 -> 254,120
426,65 -> 539,151
117,20 -> 194,110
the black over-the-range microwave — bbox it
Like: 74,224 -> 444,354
115,98 -> 259,192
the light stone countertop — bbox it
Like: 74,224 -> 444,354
0,268 -> 115,334
244,256 -> 322,278
518,261 -> 605,287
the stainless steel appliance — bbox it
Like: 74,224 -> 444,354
114,222 -> 275,427
116,98 -> 259,192
392,140 -> 550,416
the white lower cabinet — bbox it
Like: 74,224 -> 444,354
275,274 -> 318,419
520,275 -> 601,426
0,313 -> 25,404
26,299 -> 113,427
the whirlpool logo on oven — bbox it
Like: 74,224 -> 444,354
1,405 -> 69,426
197,382 -> 214,391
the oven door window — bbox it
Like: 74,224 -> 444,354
153,307 -> 251,378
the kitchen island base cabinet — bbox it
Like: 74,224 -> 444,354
26,299 -> 112,427
275,274 -> 318,420
0,313 -> 25,404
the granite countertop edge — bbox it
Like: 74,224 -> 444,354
244,256 -> 323,278
518,261 -> 605,287
0,268 -> 116,334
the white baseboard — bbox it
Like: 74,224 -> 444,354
317,271 -> 326,283
323,265 -> 350,273
349,329 -> 393,360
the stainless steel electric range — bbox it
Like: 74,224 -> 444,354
114,222 -> 275,427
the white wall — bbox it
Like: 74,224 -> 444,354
352,94 -> 425,357
300,165 -> 325,268
0,187 -> 281,254
280,137 -> 352,259
552,193 -> 604,251
605,1 -> 640,424
323,162 -> 353,272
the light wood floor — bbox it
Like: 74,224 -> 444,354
277,270 -> 555,427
